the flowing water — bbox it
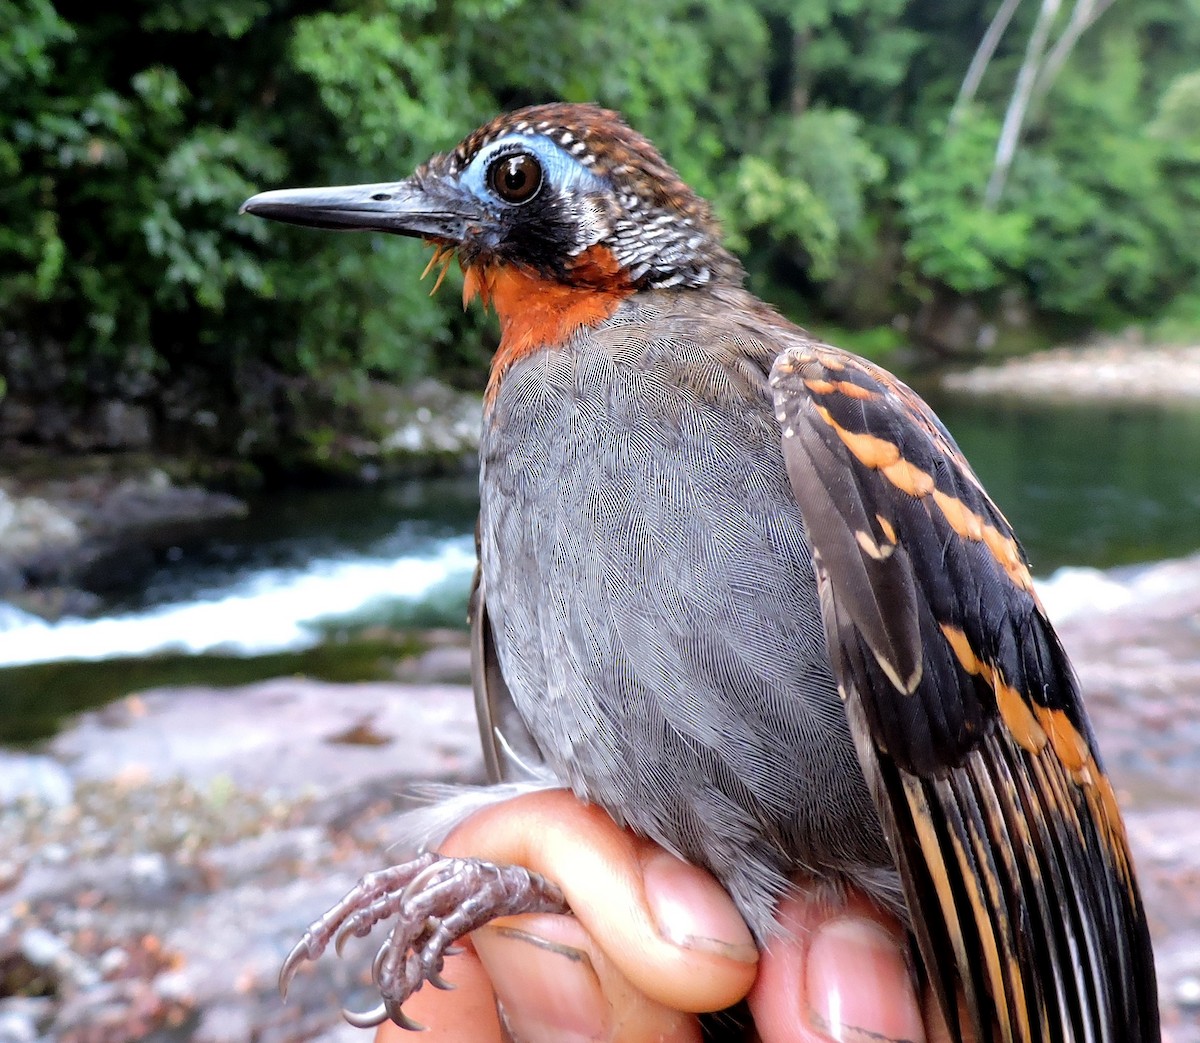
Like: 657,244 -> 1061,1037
3,392 -> 1200,741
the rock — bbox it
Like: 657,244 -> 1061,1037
48,680 -> 481,794
0,491 -> 80,560
0,679 -> 484,1041
95,401 -> 153,451
944,340 -> 1200,402
1053,555 -> 1200,806
0,400 -> 38,442
0,997 -> 52,1043
0,754 -> 73,807
0,466 -> 246,613
362,378 -> 482,476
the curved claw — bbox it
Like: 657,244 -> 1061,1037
427,968 -> 455,991
342,1001 -> 390,1029
371,938 -> 393,983
284,855 -> 567,1031
278,938 -> 313,999
389,1007 -> 428,1032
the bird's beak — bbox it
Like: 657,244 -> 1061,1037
240,176 -> 479,242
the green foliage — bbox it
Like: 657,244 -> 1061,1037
1151,293 -> 1200,343
899,114 -> 1033,295
723,108 -> 885,280
2,0 -> 1200,458
725,157 -> 839,279
0,0 -> 287,374
1151,70 -> 1200,154
1005,31 -> 1200,322
0,0 -> 72,93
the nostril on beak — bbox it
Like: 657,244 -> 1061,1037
371,193 -> 392,201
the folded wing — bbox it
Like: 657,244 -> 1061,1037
771,343 -> 1159,1043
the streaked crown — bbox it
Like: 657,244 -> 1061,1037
424,103 -> 743,289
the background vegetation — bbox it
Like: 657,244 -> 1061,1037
3,0 -> 1199,467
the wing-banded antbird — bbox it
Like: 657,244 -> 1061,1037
242,103 -> 1160,1042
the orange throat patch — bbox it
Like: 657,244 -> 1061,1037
458,245 -> 634,406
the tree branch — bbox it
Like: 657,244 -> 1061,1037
950,0 -> 1026,132
1031,0 -> 1118,106
985,0 -> 1063,208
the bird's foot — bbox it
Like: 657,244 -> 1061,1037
279,851 -> 570,1030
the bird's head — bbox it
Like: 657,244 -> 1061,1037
242,103 -> 742,300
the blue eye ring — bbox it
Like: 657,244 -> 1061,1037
487,150 -> 543,204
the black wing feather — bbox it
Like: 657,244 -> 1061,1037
771,343 -> 1159,1043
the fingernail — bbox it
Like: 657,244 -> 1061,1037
805,916 -> 926,1043
473,924 -> 610,1042
643,849 -> 758,963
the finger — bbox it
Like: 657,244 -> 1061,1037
373,941 -> 501,1041
438,788 -> 759,1013
748,890 -> 927,1043
472,912 -> 704,1043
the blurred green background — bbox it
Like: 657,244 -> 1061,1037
4,0 -> 1200,469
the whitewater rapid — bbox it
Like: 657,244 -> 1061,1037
0,535 -> 476,667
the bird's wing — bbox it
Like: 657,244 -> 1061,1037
770,342 -> 1159,1043
469,523 -> 547,785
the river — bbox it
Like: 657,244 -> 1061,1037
3,391 -> 1200,741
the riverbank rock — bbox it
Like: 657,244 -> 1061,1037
0,464 -> 246,618
0,375 -> 485,617
359,379 -> 482,478
1052,555 -> 1200,1041
3,556 -> 1200,1040
943,339 -> 1200,402
0,679 -> 484,1042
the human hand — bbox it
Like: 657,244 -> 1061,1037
373,789 -> 966,1042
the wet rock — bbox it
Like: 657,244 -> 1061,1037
0,467 -> 245,611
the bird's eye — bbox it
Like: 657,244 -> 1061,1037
488,152 -> 543,204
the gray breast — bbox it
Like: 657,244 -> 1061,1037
477,294 -> 892,936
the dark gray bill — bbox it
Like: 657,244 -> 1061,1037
240,179 -> 479,240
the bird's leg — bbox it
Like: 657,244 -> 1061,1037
279,852 -> 569,1030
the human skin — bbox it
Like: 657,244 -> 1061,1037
370,789 -> 969,1043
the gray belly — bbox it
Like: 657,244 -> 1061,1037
478,320 -> 891,935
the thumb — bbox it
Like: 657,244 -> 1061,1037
440,788 -> 760,1014
749,890 -> 927,1043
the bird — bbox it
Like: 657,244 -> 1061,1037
242,103 -> 1160,1041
